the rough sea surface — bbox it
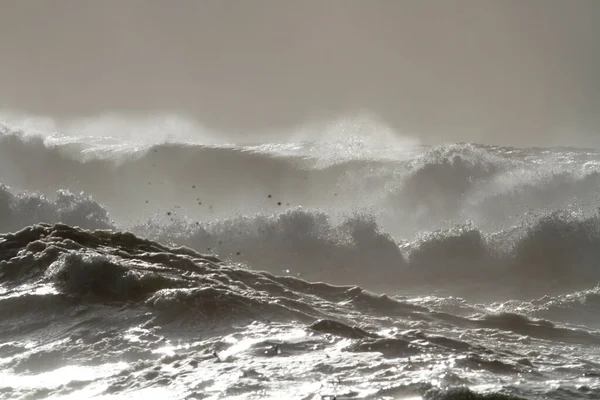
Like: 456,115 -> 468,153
1,117 -> 600,399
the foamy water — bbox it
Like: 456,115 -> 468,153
2,115 -> 600,399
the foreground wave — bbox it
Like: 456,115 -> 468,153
1,224 -> 600,399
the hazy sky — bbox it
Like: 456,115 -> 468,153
0,0 -> 598,147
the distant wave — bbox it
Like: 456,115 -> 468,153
3,126 -> 600,236
379,142 -> 600,236
0,127 -> 319,222
0,126 -> 398,224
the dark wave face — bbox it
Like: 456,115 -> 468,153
2,118 -> 600,399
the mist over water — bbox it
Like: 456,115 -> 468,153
1,1 -> 599,146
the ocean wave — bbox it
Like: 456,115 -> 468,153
379,143 -> 600,236
0,184 -> 113,233
505,286 -> 600,328
0,223 -> 318,328
4,126 -> 600,237
399,144 -> 509,212
133,209 -> 409,289
0,126 -> 409,226
126,202 -> 600,299
0,127 -> 321,222
4,179 -> 600,298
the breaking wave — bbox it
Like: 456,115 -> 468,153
3,124 -> 600,232
3,180 -> 600,299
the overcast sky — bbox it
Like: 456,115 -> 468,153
0,0 -> 598,147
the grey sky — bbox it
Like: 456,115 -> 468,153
0,0 -> 598,147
